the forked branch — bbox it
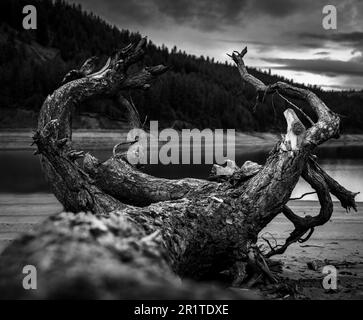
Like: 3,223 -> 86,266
229,47 -> 341,147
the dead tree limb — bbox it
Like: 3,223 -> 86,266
0,43 -> 358,299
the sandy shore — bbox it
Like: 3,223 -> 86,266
0,193 -> 362,299
259,201 -> 363,299
1,129 -> 363,150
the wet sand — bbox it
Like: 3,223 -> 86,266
0,193 -> 362,299
0,194 -> 63,253
260,201 -> 363,299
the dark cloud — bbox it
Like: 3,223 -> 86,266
263,57 -> 363,77
68,0 -> 157,26
299,32 -> 363,46
69,0 -> 250,31
298,32 -> 363,63
216,38 -> 326,50
150,0 -> 309,29
153,0 -> 249,30
70,0 -> 314,32
216,39 -> 273,46
314,51 -> 330,56
249,0 -> 308,17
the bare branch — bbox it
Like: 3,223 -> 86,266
229,46 -> 341,147
265,160 -> 333,258
308,157 -> 359,211
122,65 -> 169,89
290,191 -> 317,201
61,56 -> 99,85
276,92 -> 314,125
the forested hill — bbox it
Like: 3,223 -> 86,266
1,0 -> 363,132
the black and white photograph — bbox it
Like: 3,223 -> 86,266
0,0 -> 363,305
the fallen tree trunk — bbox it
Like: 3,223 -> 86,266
0,42 -> 358,299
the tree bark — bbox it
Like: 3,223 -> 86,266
0,42 -> 358,299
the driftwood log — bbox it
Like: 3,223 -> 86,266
0,41 -> 358,299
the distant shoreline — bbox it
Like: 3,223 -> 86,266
1,129 -> 363,151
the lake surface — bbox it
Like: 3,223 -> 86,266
0,145 -> 363,202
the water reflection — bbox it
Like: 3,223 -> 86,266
0,145 -> 362,201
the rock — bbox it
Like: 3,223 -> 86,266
210,160 -> 239,180
307,260 -> 325,271
229,161 -> 262,185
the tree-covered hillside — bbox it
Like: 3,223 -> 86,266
1,0 -> 363,132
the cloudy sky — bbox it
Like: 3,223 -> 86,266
68,0 -> 363,90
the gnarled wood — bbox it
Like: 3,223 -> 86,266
0,43 -> 358,299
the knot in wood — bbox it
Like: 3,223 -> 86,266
292,121 -> 306,136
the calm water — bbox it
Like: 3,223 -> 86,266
1,145 -> 363,202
